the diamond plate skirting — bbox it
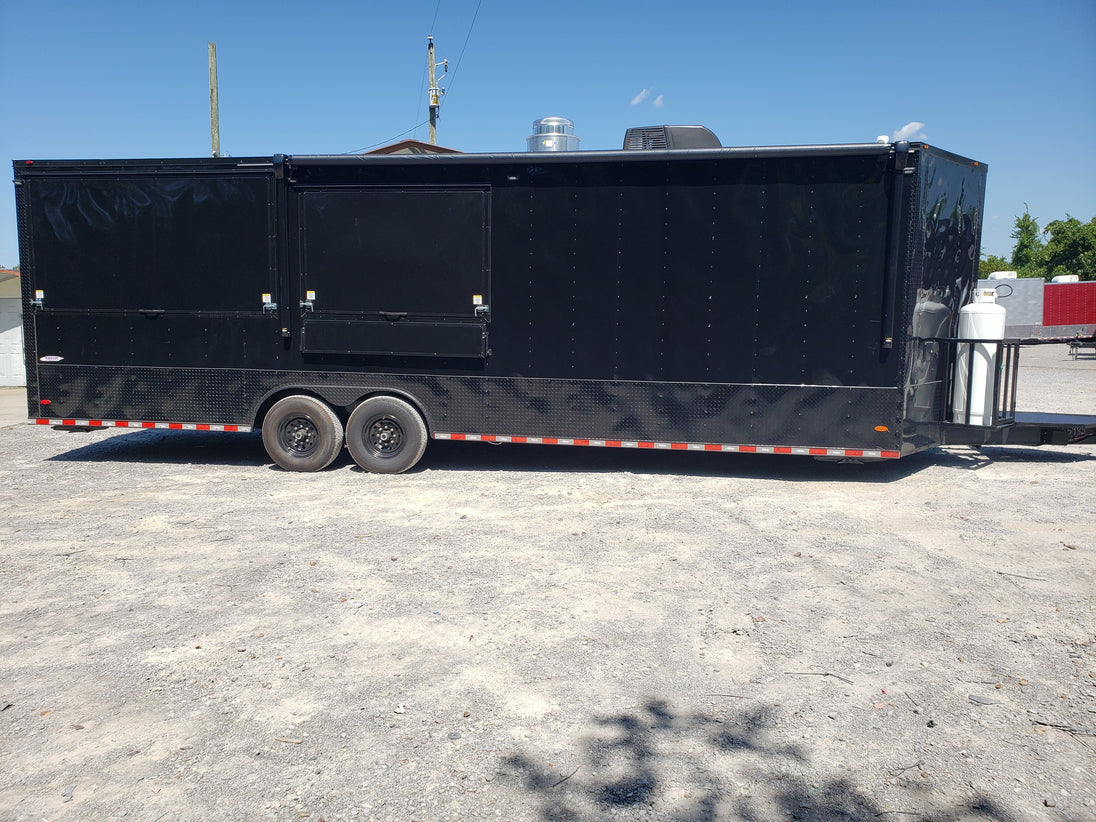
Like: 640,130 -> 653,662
35,364 -> 903,453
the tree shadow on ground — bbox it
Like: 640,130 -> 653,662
502,700 -> 1018,822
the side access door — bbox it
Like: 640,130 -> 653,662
295,186 -> 490,359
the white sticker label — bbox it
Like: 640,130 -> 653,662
473,294 -> 483,306
35,290 -> 44,300
262,293 -> 272,304
40,355 -> 63,362
306,291 -> 316,301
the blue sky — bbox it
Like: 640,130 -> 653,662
1,0 -> 1094,266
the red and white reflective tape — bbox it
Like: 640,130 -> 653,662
33,418 -> 250,432
433,432 -> 900,460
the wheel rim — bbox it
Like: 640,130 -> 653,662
365,415 -> 404,457
279,416 -> 319,456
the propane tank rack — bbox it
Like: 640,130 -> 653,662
939,337 -> 1020,427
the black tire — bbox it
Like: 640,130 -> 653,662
261,395 -> 344,472
345,395 -> 428,474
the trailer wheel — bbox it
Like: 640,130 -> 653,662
345,396 -> 428,474
261,395 -> 344,472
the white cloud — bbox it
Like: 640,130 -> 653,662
891,121 -> 926,141
652,94 -> 664,108
630,88 -> 651,106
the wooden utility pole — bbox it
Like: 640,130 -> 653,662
208,42 -> 221,158
427,36 -> 446,146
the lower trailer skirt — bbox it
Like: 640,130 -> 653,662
32,364 -> 907,455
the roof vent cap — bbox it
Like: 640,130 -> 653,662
527,116 -> 580,152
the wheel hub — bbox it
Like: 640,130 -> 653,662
282,418 -> 318,454
367,417 -> 404,455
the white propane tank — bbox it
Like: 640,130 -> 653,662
952,288 -> 1007,426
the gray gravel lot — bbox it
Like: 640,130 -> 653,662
1,344 -> 1094,822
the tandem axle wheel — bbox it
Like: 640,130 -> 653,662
261,393 -> 429,474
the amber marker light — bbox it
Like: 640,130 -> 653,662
874,425 -> 889,432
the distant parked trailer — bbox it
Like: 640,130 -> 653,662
978,278 -> 1096,342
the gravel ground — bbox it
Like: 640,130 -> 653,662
1,344 -> 1094,822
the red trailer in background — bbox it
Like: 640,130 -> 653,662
983,278 -> 1096,349
1042,282 -> 1096,358
1044,281 -> 1096,327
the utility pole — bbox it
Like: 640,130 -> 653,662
208,42 -> 220,158
427,36 -> 446,145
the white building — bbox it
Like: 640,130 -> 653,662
0,269 -> 25,386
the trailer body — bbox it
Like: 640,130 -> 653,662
14,136 -> 1095,471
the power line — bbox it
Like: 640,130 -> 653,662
349,0 -> 474,153
439,0 -> 483,110
362,1 -> 443,153
344,121 -> 429,155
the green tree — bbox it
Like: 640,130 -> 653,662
1010,205 -> 1045,277
978,254 -> 1012,278
1041,216 -> 1096,281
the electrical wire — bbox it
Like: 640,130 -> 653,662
438,0 -> 483,110
349,1 -> 442,154
344,121 -> 430,155
345,0 -> 475,154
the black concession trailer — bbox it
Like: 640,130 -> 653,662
13,126 -> 1096,473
